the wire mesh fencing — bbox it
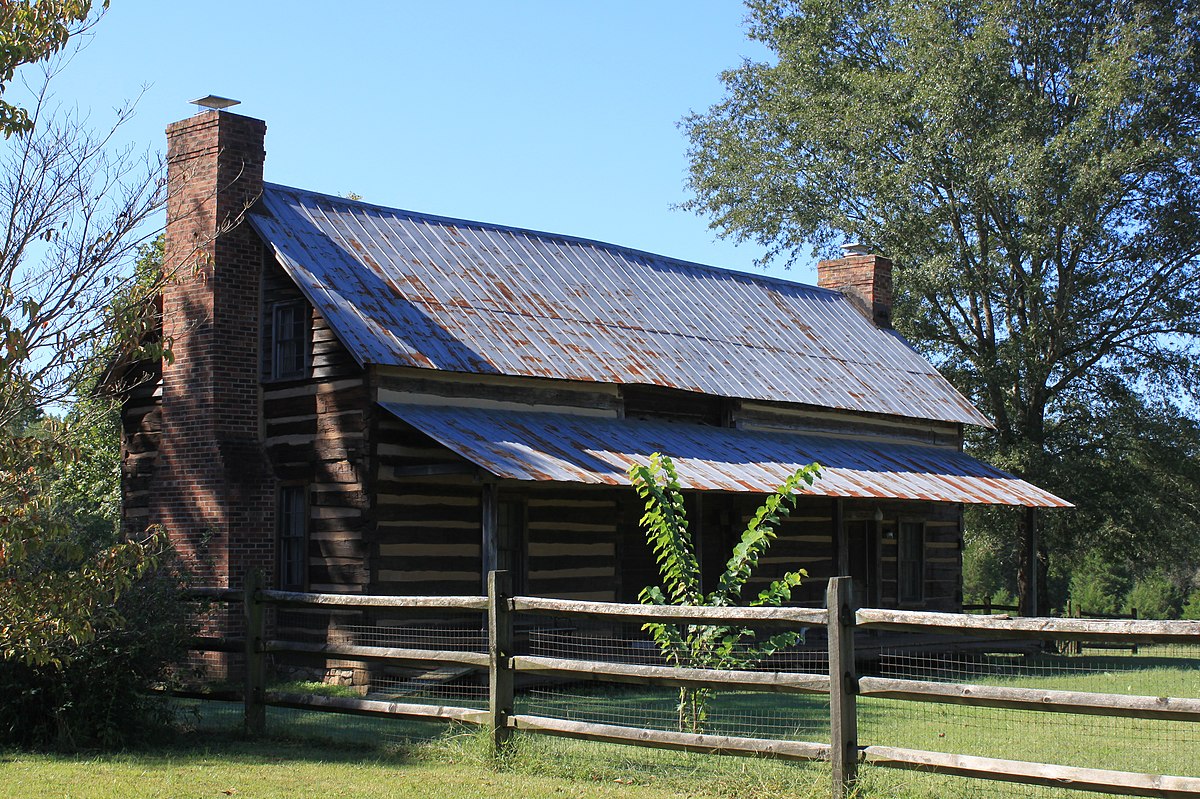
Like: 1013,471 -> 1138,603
175,585 -> 1200,799
855,638 -> 1200,798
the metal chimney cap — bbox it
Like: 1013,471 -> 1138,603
190,95 -> 241,111
841,242 -> 872,256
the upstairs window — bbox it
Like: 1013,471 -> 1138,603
898,521 -> 925,604
277,485 -> 308,591
270,300 -> 308,380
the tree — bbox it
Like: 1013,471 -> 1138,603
682,0 -> 1200,611
0,43 -> 169,666
629,453 -> 820,732
0,1 -> 103,135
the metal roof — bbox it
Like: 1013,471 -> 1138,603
380,403 -> 1070,508
250,184 -> 992,427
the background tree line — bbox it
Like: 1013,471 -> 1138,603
683,0 -> 1200,617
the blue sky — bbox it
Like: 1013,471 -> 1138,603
23,0 -> 819,284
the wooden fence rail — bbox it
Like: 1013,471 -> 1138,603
183,574 -> 1200,799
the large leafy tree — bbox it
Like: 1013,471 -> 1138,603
0,7 -> 169,667
0,1 -> 103,135
683,0 -> 1200,610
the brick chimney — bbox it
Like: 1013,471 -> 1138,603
817,244 -> 893,328
152,105 -> 274,597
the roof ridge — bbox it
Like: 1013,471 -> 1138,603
260,181 -> 837,298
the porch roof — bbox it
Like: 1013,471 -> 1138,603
380,403 -> 1070,508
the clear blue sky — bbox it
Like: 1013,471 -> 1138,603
23,0 -> 819,284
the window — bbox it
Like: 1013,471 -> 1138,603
277,486 -> 308,590
270,301 -> 308,380
898,521 -> 925,604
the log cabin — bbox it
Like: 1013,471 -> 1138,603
119,104 -> 1068,667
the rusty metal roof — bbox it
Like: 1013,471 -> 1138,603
250,184 -> 992,426
380,403 -> 1070,508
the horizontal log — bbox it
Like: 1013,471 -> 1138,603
512,655 -> 829,694
187,636 -> 245,653
266,692 -> 488,725
182,587 -> 244,602
509,714 -> 830,762
512,597 -> 828,628
149,687 -> 242,702
857,677 -> 1200,722
855,608 -> 1200,643
262,640 -> 489,667
862,745 -> 1200,798
258,589 -> 487,611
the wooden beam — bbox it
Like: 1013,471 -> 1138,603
863,745 -> 1200,797
392,462 -> 479,477
261,640 -> 489,667
489,570 -> 515,751
511,596 -> 828,627
243,570 -> 266,736
258,590 -> 487,610
266,692 -> 488,725
833,498 -> 847,578
854,608 -> 1200,643
511,655 -> 829,694
857,676 -> 1200,722
827,576 -> 858,799
509,714 -> 830,762
182,587 -> 245,602
1025,506 -> 1038,616
481,482 -> 498,594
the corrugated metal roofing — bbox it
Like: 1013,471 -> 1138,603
249,184 -> 992,427
380,403 -> 1070,508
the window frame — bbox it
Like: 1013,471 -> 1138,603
269,299 -> 309,381
277,484 -> 309,591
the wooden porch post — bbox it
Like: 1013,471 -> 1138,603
1023,506 -> 1039,617
833,498 -> 847,577
481,482 -> 499,594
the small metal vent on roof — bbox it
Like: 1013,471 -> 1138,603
190,95 -> 240,111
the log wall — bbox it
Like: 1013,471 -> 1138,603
262,258 -> 370,596
120,364 -> 162,537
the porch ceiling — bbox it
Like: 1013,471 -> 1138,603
379,403 -> 1071,508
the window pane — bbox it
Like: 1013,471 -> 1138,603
272,302 -> 306,379
278,486 -> 307,590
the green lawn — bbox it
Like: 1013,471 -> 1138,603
3,649 -> 1196,799
0,739 -> 715,799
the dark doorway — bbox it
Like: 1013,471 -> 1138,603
845,520 -> 879,608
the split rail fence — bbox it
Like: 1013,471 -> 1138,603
182,573 -> 1200,799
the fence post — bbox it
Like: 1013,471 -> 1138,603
488,569 -> 514,752
827,576 -> 858,798
243,569 -> 266,736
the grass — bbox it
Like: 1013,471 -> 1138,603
2,648 -> 1196,799
0,737 -> 719,799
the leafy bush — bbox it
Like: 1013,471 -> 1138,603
0,562 -> 193,749
629,452 -> 820,733
1124,572 -> 1183,619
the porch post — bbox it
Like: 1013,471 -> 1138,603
1023,506 -> 1039,617
833,498 -> 847,576
481,482 -> 499,594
